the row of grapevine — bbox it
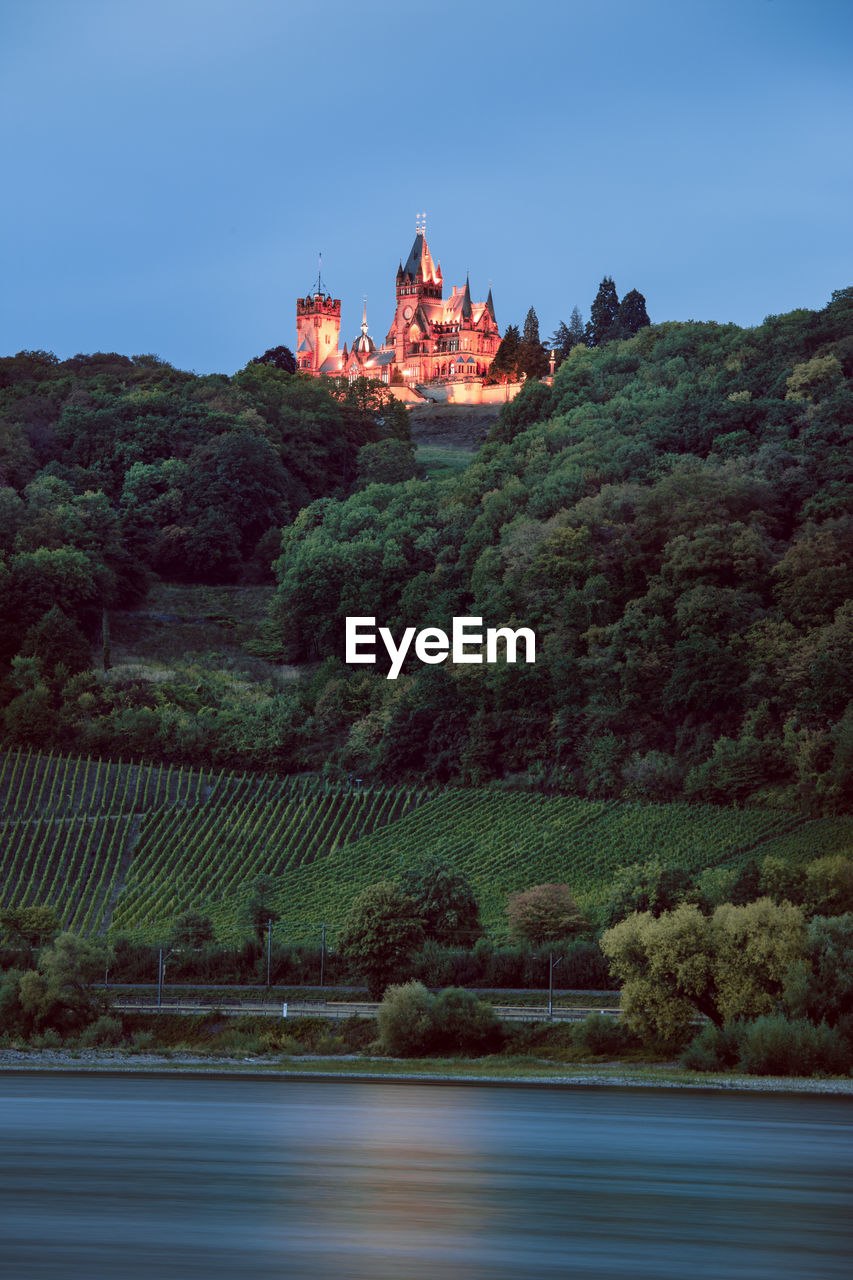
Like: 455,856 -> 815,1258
108,784 -> 431,936
4,748 -> 850,944
0,814 -> 139,933
195,791 -> 827,944
0,749 -> 215,816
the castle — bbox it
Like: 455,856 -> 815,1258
295,221 -> 503,397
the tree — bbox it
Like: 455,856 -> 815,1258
568,305 -> 585,347
252,345 -> 297,374
603,859 -> 693,926
17,931 -> 112,1036
550,308 -> 584,370
601,899 -> 807,1046
506,883 -> 586,945
0,904 -> 61,951
20,605 -> 92,678
243,876 -> 281,942
615,289 -> 650,338
356,439 -> 419,488
517,307 -> 549,380
586,276 -> 620,346
169,910 -> 215,949
397,856 -> 481,946
489,323 -> 520,382
784,912 -> 853,1027
337,880 -> 424,998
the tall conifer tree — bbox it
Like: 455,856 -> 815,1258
517,307 -> 549,379
586,277 -> 620,346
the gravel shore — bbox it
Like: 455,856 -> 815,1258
2,1047 -> 852,1093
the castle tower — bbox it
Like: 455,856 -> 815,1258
295,257 -> 341,374
390,215 -> 443,373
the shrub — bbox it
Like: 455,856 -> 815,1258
376,981 -> 436,1056
680,1023 -> 743,1072
431,987 -> 503,1054
30,1028 -> 62,1050
79,1014 -> 123,1048
376,981 -> 503,1057
572,1012 -> 636,1056
130,1030 -> 155,1053
737,1015 -> 850,1077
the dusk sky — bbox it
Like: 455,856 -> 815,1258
1,0 -> 851,375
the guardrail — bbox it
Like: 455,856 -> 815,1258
111,998 -> 622,1022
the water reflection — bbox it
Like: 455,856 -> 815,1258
0,1076 -> 851,1279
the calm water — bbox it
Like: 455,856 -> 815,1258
0,1074 -> 851,1279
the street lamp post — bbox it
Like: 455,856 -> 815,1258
157,948 -> 176,1007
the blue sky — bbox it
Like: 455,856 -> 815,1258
1,0 -> 851,374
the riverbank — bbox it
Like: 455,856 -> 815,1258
2,1047 -> 852,1093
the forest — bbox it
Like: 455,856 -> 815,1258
0,285 -> 851,814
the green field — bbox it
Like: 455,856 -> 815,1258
1,749 -> 851,944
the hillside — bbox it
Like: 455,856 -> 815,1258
0,291 -> 850,811
2,750 -> 851,944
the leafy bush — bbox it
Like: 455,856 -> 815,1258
129,1029 -> 155,1053
376,981 -> 436,1056
376,981 -> 502,1057
79,1014 -> 124,1048
572,1012 -> 637,1056
431,988 -> 503,1054
737,1015 -> 850,1076
680,1023 -> 743,1071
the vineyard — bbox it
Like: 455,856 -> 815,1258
207,790 -> 837,944
1,749 -> 852,943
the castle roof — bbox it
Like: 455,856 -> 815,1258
402,231 -> 441,285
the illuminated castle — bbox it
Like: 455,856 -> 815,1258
295,220 -> 502,390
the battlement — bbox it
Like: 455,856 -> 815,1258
297,294 -> 341,318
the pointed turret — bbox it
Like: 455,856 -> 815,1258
396,262 -> 404,285
352,296 -> 375,356
461,274 -> 472,321
485,287 -> 496,324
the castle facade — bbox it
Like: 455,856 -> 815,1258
295,224 -> 502,392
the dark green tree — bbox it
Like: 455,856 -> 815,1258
0,904 -> 61,951
169,911 -> 216,949
337,880 -> 424,998
586,276 -> 620,346
517,308 -> 549,379
252,345 -> 297,374
243,876 -> 281,942
604,860 -> 694,926
398,856 -> 481,945
615,289 -> 650,338
489,323 -> 520,382
568,305 -> 585,347
20,606 -> 92,678
550,307 -> 584,370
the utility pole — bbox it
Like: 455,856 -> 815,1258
266,918 -> 273,987
320,923 -> 326,988
548,951 -> 563,1020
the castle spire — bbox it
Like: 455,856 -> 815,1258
461,273 -> 472,320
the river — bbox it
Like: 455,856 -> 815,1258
0,1074 -> 851,1278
